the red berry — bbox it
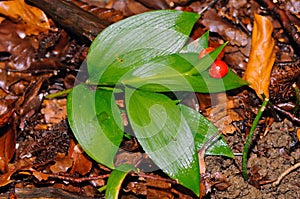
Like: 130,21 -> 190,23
209,60 -> 229,79
198,47 -> 224,60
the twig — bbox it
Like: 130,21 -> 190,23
45,88 -> 72,99
48,173 -> 110,183
198,131 -> 222,174
273,162 -> 300,186
273,105 -> 300,124
131,172 -> 178,184
198,0 -> 219,15
242,96 -> 269,181
26,0 -> 110,43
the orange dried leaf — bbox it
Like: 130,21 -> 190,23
297,129 -> 300,142
0,0 -> 50,36
68,140 -> 92,176
243,14 -> 276,99
31,169 -> 51,181
50,153 -> 74,174
0,125 -> 16,173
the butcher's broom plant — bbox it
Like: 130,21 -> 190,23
66,10 -> 248,198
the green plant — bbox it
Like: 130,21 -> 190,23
66,10 -> 248,198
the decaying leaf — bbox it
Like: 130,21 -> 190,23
243,14 -> 276,99
202,9 -> 249,47
0,0 -> 50,36
0,125 -> 16,173
68,140 -> 92,176
41,99 -> 67,124
0,159 -> 32,186
50,153 -> 73,174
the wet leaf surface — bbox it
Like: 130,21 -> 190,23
0,0 -> 299,198
0,0 -> 50,36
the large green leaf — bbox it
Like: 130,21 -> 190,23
67,84 -> 124,169
180,30 -> 209,53
87,10 -> 200,83
179,104 -> 233,158
125,88 -> 200,196
120,52 -> 248,93
105,164 -> 136,199
98,48 -> 165,85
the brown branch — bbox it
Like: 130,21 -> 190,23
273,162 -> 300,186
255,0 -> 300,47
47,173 -> 110,183
131,172 -> 177,184
26,0 -> 111,43
273,105 -> 300,123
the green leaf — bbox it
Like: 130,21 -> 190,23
187,42 -> 227,75
67,84 -> 124,169
98,48 -> 165,85
181,30 -> 209,53
179,104 -> 233,158
120,52 -> 248,93
87,10 -> 200,83
191,70 -> 249,93
125,88 -> 200,196
105,164 -> 136,199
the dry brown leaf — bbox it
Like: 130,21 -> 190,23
31,169 -> 51,181
0,0 -> 50,36
0,159 -> 32,186
243,14 -> 276,99
0,125 -> 16,173
0,16 -> 4,23
68,140 -> 92,176
50,153 -> 74,174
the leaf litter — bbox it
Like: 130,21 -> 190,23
0,0 -> 299,198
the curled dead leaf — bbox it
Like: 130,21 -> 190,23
0,125 -> 16,173
243,14 -> 276,99
0,0 -> 50,36
68,140 -> 92,176
50,153 -> 73,174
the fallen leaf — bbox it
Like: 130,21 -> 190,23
0,20 -> 38,71
31,169 -> 51,181
0,125 -> 16,173
202,9 -> 249,47
41,99 -> 67,124
50,153 -> 73,174
68,140 -> 92,176
243,14 -> 276,99
0,158 -> 33,186
297,128 -> 300,142
0,0 -> 50,36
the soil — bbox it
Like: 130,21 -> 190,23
206,119 -> 300,199
0,0 -> 299,198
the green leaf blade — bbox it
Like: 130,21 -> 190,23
120,52 -> 247,93
181,30 -> 209,53
125,89 -> 200,196
179,104 -> 233,158
87,10 -> 200,83
67,84 -> 124,169
105,164 -> 136,199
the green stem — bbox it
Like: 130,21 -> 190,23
293,83 -> 299,115
242,96 -> 269,181
98,185 -> 107,192
45,88 -> 73,99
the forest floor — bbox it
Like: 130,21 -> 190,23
0,0 -> 299,198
